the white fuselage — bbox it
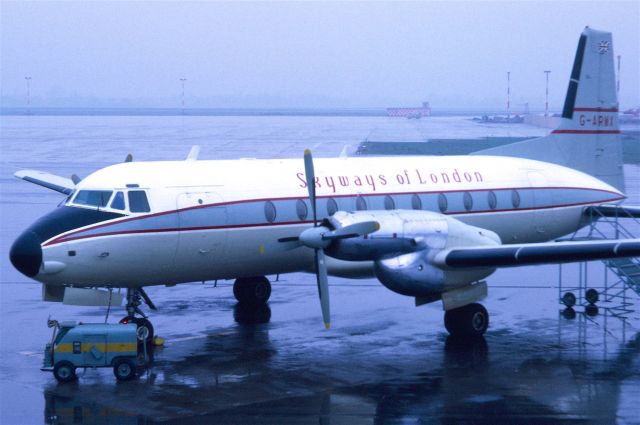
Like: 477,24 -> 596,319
35,155 -> 624,287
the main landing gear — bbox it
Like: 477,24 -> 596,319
233,276 -> 271,306
444,303 -> 489,337
119,287 -> 156,344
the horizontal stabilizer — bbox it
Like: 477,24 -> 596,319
14,170 -> 75,195
585,205 -> 640,219
435,239 -> 640,269
63,287 -> 124,307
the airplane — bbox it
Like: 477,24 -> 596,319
9,27 -> 640,342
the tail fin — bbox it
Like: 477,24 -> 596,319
475,27 -> 623,191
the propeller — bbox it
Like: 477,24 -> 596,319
68,154 -> 132,187
288,149 -> 379,329
68,153 -> 133,187
304,150 -> 331,329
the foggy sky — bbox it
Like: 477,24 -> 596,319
1,1 -> 638,110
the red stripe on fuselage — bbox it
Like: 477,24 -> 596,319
551,129 -> 620,134
42,187 -> 624,247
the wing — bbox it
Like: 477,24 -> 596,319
14,170 -> 75,195
435,239 -> 640,268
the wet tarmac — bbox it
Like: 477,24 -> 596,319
1,115 -> 639,424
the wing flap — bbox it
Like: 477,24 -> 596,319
14,170 -> 75,195
437,239 -> 640,269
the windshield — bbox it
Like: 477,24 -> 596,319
53,326 -> 71,345
128,190 -> 151,213
73,190 -> 113,207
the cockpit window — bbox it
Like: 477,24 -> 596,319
73,190 -> 112,207
128,190 -> 151,213
110,191 -> 126,210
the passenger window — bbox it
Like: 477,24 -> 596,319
463,192 -> 473,211
438,193 -> 448,212
356,196 -> 367,211
264,201 -> 277,223
326,198 -> 338,216
111,191 -> 125,210
296,199 -> 308,221
384,195 -> 395,210
128,190 -> 151,213
488,191 -> 497,210
74,190 -> 113,208
411,194 -> 422,210
511,190 -> 521,208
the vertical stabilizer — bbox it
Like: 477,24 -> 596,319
474,27 -> 624,191
557,27 -> 618,131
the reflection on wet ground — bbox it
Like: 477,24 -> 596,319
1,116 -> 639,424
33,285 -> 639,425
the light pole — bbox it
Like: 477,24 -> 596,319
616,55 -> 620,97
506,71 -> 511,119
544,70 -> 551,116
25,76 -> 32,115
180,78 -> 187,115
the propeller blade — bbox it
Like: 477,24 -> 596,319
315,249 -> 330,329
304,149 -> 330,329
277,236 -> 300,243
323,221 -> 380,241
303,149 -> 317,225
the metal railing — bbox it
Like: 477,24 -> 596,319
559,205 -> 640,318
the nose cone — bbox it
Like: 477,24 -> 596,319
10,230 -> 42,277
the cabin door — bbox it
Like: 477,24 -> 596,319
527,171 -> 556,240
176,192 -> 228,280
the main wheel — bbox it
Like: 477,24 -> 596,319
119,316 -> 154,344
444,303 -> 489,337
113,358 -> 137,381
233,277 -> 271,305
53,361 -> 77,383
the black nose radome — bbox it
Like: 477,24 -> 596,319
10,230 -> 42,278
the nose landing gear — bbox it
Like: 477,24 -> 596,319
119,287 -> 156,343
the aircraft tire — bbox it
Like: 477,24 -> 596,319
233,277 -> 271,305
53,361 -> 77,383
119,316 -> 154,344
444,303 -> 489,337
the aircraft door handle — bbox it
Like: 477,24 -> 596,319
198,249 -> 210,254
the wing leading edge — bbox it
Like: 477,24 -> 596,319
14,170 -> 75,195
435,239 -> 640,269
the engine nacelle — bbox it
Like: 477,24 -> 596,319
326,210 -> 500,296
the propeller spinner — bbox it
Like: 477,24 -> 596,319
280,149 -> 379,329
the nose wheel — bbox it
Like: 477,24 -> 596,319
120,287 -> 156,344
444,303 -> 489,337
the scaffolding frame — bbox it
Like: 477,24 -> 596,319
558,205 -> 640,318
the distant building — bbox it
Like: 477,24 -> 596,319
386,102 -> 431,119
620,107 -> 640,124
